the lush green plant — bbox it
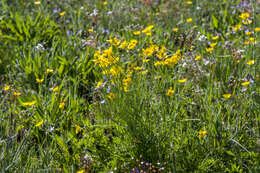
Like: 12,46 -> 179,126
0,0 -> 259,172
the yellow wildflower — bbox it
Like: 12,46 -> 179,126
239,13 -> 250,20
195,55 -> 201,61
242,20 -> 252,25
35,120 -> 43,127
210,42 -> 217,48
13,91 -> 21,96
166,87 -> 174,97
223,94 -> 231,99
249,37 -> 256,44
145,32 -> 152,36
233,25 -> 241,31
241,81 -> 250,86
133,31 -> 141,35
46,68 -> 53,73
141,70 -> 148,75
246,60 -> 254,65
134,66 -> 143,71
212,36 -> 219,40
173,28 -> 178,32
52,86 -> 59,92
186,18 -> 192,23
143,59 -> 150,63
96,81 -> 103,88
4,85 -> 10,91
178,78 -> 187,83
255,27 -> 260,32
186,1 -> 192,5
88,29 -> 94,33
142,25 -> 154,33
127,40 -> 138,50
156,46 -> 167,59
77,170 -> 84,173
103,1 -> 108,5
34,1 -> 41,5
164,49 -> 181,67
107,38 -> 120,46
154,61 -> 164,67
118,41 -> 128,49
198,130 -> 207,139
22,101 -> 37,106
244,41 -> 249,45
75,125 -> 81,134
245,31 -> 252,35
59,102 -> 65,108
59,11 -> 65,16
36,78 -> 44,83
206,47 -> 213,52
107,93 -> 115,100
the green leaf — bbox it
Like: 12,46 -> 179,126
212,15 -> 218,29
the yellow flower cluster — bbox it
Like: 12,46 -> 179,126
154,49 -> 181,67
142,44 -> 158,57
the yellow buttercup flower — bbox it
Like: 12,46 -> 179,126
134,66 -> 143,71
173,28 -> 178,32
142,25 -> 154,33
242,20 -> 252,25
46,68 -> 53,73
52,86 -> 59,92
195,55 -> 201,61
246,60 -> 254,65
245,31 -> 252,35
75,125 -> 81,134
59,102 -> 65,108
4,85 -> 10,91
103,1 -> 108,5
59,11 -> 65,16
178,78 -> 187,83
198,130 -> 207,139
145,32 -> 152,36
96,81 -> 103,88
13,91 -> 21,96
212,36 -> 219,40
239,13 -> 250,20
36,78 -> 44,83
133,31 -> 141,35
77,170 -> 84,173
206,47 -> 213,52
35,120 -> 43,127
107,93 -> 115,100
34,1 -> 41,5
223,94 -> 231,99
241,81 -> 250,86
22,101 -> 37,106
186,18 -> 192,23
118,41 -> 128,49
210,42 -> 217,48
166,87 -> 174,97
127,40 -> 138,50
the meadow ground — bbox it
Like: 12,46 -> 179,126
0,0 -> 259,172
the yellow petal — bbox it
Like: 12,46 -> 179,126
223,94 -> 231,99
241,81 -> 250,86
35,120 -> 43,127
178,78 -> 187,83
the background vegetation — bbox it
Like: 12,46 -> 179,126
0,0 -> 259,172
